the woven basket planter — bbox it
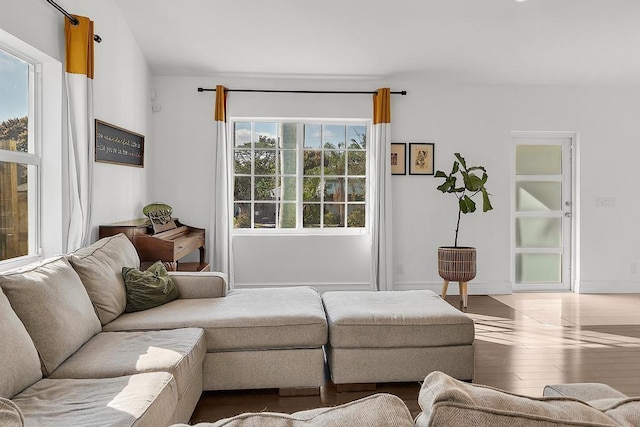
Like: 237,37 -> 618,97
437,247 -> 477,282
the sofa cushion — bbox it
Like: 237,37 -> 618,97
0,257 -> 101,376
418,371 -> 619,426
123,261 -> 179,312
68,233 -> 140,325
0,398 -> 23,427
589,397 -> 640,426
50,328 -> 205,400
179,393 -> 414,426
12,373 -> 177,427
0,289 -> 42,399
103,287 -> 328,351
322,290 -> 475,348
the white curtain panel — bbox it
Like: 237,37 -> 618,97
65,16 -> 94,251
371,89 -> 393,291
210,85 -> 232,283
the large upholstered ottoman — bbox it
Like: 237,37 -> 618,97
322,290 -> 475,387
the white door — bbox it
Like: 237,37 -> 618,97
512,133 -> 574,291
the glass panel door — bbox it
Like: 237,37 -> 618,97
513,136 -> 573,291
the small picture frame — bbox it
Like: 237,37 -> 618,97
390,143 -> 406,175
409,143 -> 435,175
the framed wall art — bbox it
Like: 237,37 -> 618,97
390,143 -> 406,175
95,120 -> 145,167
409,142 -> 434,175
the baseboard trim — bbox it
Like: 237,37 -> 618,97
231,282 -> 375,292
393,281 -> 512,295
577,281 -> 640,293
232,280 -> 514,294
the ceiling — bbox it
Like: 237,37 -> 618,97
113,0 -> 640,85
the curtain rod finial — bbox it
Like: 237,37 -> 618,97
197,87 -> 204,92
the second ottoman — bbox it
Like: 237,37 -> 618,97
322,290 -> 475,386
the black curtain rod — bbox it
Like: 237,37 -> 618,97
46,0 -> 102,43
197,87 -> 407,95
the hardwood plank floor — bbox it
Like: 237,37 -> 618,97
190,293 -> 640,423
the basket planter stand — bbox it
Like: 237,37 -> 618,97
438,247 -> 476,308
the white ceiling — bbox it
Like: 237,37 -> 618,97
113,0 -> 640,85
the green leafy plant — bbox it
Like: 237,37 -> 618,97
434,153 -> 493,247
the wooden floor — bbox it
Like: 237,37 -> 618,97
190,293 -> 640,423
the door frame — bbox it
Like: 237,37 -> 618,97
510,131 -> 580,292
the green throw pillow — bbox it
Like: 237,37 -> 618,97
122,261 -> 179,312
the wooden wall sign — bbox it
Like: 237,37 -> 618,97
95,119 -> 144,167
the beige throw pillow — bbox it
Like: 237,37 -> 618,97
68,233 -> 140,325
0,257 -> 101,376
0,289 -> 42,398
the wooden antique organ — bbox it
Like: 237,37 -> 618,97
98,218 -> 208,271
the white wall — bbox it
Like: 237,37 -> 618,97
151,74 -> 640,294
0,0 -> 152,247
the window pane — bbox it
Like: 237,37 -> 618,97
348,151 -> 366,176
304,124 -> 321,149
234,122 -> 251,147
254,203 -> 276,228
254,176 -> 276,200
324,178 -> 344,202
516,254 -> 561,283
324,125 -> 345,149
325,150 -> 345,175
324,204 -> 344,227
303,150 -> 321,174
303,204 -> 320,227
234,176 -> 251,201
254,150 -> 276,175
303,177 -> 321,202
278,203 -> 296,228
0,51 -> 29,153
347,205 -> 365,227
255,123 -> 277,148
234,150 -> 252,174
516,181 -> 562,211
516,145 -> 562,175
233,203 -> 251,228
347,178 -> 366,201
516,217 -> 562,248
347,125 -> 366,149
0,161 -> 30,260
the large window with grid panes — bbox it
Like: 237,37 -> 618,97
231,119 -> 369,231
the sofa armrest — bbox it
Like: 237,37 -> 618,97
168,271 -> 228,298
543,383 -> 628,401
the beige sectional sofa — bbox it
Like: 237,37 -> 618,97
0,233 -> 327,426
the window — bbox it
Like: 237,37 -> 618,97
232,119 -> 369,231
0,49 -> 38,262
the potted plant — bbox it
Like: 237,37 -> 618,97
434,153 -> 493,306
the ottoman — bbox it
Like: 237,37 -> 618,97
322,290 -> 475,387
